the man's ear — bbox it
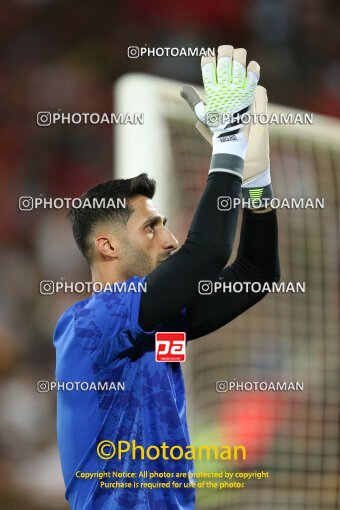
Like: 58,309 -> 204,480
94,233 -> 120,260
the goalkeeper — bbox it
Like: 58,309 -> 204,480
54,46 -> 280,510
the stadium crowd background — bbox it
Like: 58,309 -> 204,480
0,0 -> 339,508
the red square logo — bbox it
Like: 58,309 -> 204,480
155,332 -> 186,362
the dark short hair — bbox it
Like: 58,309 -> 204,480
68,173 -> 156,262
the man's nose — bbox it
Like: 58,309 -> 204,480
163,230 -> 179,251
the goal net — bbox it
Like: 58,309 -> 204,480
114,74 -> 340,510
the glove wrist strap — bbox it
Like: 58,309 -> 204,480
209,154 -> 244,179
241,182 -> 274,209
209,132 -> 248,179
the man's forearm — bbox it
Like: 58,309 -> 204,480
186,209 -> 280,340
231,208 -> 280,283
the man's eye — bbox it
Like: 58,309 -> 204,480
146,225 -> 155,232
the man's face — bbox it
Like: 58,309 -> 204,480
119,195 -> 179,279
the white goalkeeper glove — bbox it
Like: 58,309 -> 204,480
181,45 -> 260,180
182,80 -> 274,209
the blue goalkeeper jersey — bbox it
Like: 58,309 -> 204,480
53,276 -> 194,510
